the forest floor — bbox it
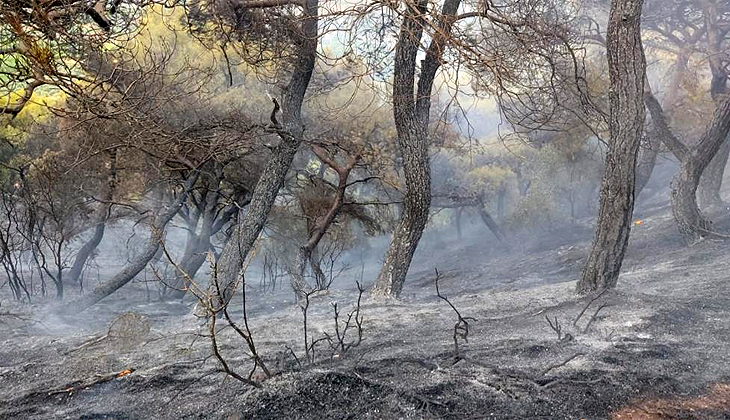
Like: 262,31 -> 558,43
2,195 -> 730,419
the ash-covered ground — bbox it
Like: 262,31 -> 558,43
2,191 -> 730,419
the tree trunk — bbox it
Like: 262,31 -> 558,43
577,0 -> 646,294
671,97 -> 730,243
57,174 -> 199,316
309,248 -> 327,289
696,3 -> 729,212
645,28 -> 730,239
371,0 -> 461,299
66,210 -> 108,286
289,149 -> 356,304
497,188 -> 506,220
476,199 -> 507,243
670,2 -> 730,243
635,52 -> 688,196
698,135 -> 729,210
167,171 -> 247,301
211,0 -> 318,310
370,130 -> 432,298
165,236 -> 210,299
635,131 -> 660,195
67,150 -> 118,286
454,207 -> 463,239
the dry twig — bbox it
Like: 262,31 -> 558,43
434,268 -> 476,361
539,352 -> 585,376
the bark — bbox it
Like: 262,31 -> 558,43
67,149 -> 118,286
698,134 -> 730,210
496,188 -> 506,220
211,0 -> 318,310
665,3 -> 730,243
696,3 -> 730,211
166,235 -> 211,298
577,0 -> 646,294
644,90 -> 689,162
57,174 -> 199,316
635,130 -> 660,195
670,97 -> 730,243
371,0 -> 461,299
646,89 -> 730,242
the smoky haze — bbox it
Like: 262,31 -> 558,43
3,0 -> 730,418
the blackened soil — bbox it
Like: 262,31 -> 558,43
2,203 -> 730,419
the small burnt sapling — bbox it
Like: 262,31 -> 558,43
323,281 -> 365,357
161,244 -> 270,387
545,315 -> 573,343
434,268 -> 475,362
298,281 -> 366,365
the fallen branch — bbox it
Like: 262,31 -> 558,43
582,302 -> 610,334
47,369 -> 136,396
63,334 -> 108,355
574,288 -> 609,327
539,352 -> 585,376
539,376 -> 604,390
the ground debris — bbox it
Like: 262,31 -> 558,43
47,368 -> 136,396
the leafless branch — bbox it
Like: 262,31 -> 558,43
434,268 -> 476,362
539,352 -> 585,376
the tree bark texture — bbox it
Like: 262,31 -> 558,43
670,97 -> 730,243
370,0 -> 461,299
577,0 -> 646,294
698,134 -> 729,210
211,0 -> 318,310
696,3 -> 730,211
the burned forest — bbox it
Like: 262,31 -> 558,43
3,0 -> 730,419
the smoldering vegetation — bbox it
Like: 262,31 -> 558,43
2,0 -> 730,419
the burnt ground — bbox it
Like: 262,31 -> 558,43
2,195 -> 730,419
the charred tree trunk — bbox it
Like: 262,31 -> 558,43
166,235 -> 211,297
57,174 -> 199,315
696,5 -> 730,212
496,188 -> 506,220
309,248 -> 327,289
371,0 -> 461,299
212,0 -> 318,310
635,130 -> 660,195
645,90 -> 730,242
671,98 -> 730,243
166,168 -> 244,300
665,3 -> 730,243
67,149 -> 118,286
698,135 -> 730,210
577,0 -> 646,294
